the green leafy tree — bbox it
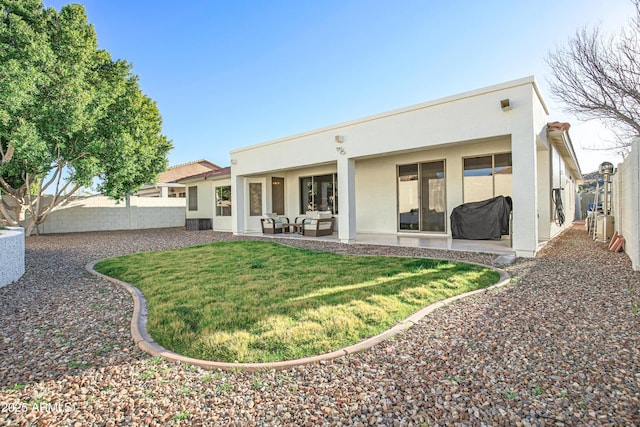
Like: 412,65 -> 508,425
0,1 -> 172,234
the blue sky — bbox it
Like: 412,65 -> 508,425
43,0 -> 638,173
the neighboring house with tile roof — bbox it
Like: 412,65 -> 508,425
180,167 -> 232,230
136,159 -> 222,198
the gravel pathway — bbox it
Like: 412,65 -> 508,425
1,224 -> 638,426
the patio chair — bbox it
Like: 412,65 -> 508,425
260,213 -> 290,234
294,211 -> 335,237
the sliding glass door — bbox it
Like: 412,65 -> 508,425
398,161 -> 446,232
398,165 -> 419,230
300,174 -> 337,214
421,161 -> 446,232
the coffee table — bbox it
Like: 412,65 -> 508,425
283,223 -> 303,234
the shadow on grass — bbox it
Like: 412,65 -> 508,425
94,240 -> 499,362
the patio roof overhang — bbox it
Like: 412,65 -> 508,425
547,122 -> 583,184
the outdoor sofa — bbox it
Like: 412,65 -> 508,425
294,211 -> 335,237
260,213 -> 290,234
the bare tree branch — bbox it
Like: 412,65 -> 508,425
0,145 -> 14,163
38,161 -> 63,195
40,183 -> 81,218
0,196 -> 19,226
547,1 -> 640,153
0,176 -> 15,194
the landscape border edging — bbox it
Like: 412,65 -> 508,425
86,259 -> 510,372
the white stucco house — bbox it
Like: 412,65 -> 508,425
181,166 -> 232,231
227,76 -> 582,257
136,159 -> 222,198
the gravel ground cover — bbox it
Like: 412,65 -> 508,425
0,224 -> 638,426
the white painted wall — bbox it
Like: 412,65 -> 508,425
185,181 -> 214,221
36,195 -> 185,234
613,138 -> 640,270
182,177 -> 234,231
537,146 -> 551,243
0,227 -> 25,288
537,129 -> 580,246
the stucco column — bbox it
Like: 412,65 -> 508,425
231,175 -> 245,235
337,157 -> 356,243
536,148 -> 551,241
511,129 -> 539,257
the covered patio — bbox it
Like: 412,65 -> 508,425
243,230 -> 515,256
230,77 -> 581,258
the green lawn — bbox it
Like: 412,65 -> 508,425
94,240 -> 499,363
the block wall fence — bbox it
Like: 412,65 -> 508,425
0,195 -> 186,235
613,138 -> 640,271
40,195 -> 186,234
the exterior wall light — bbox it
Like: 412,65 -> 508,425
336,146 -> 346,155
500,99 -> 512,112
335,135 -> 345,143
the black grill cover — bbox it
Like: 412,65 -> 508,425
450,196 -> 512,240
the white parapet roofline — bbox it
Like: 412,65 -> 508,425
230,76 -> 544,155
